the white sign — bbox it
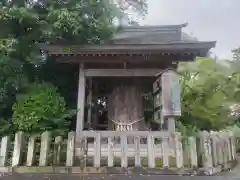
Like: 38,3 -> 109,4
161,69 -> 181,117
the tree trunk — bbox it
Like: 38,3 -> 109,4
108,78 -> 147,133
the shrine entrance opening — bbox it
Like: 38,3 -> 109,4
85,77 -> 155,132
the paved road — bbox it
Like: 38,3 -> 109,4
0,168 -> 240,180
0,173 -> 240,180
218,166 -> 240,179
1,160 -> 240,180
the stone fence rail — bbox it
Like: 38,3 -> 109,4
0,130 -> 237,175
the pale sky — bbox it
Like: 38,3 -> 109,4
141,0 -> 240,60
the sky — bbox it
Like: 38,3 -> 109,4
140,0 -> 240,60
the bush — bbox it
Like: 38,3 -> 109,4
0,118 -> 11,137
176,121 -> 198,137
12,82 -> 75,135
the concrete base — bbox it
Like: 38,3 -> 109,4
0,161 -> 237,176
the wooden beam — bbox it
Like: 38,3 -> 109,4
56,55 -> 192,64
84,69 -> 163,77
76,64 -> 86,140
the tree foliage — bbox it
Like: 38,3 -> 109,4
0,0 -> 147,134
227,47 -> 240,126
12,83 -> 74,135
174,47 -> 240,132
178,57 -> 236,131
0,55 -> 27,115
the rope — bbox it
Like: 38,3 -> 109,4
108,116 -> 144,125
108,116 -> 144,131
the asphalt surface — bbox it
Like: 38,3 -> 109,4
0,173 -> 240,180
1,160 -> 240,180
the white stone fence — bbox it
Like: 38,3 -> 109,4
0,130 -> 236,175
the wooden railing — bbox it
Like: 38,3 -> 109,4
0,130 -> 237,175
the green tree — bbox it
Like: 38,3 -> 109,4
12,82 -> 75,135
232,47 -> 240,62
0,0 -> 147,133
228,47 -> 240,126
178,57 -> 235,131
0,41 -> 27,135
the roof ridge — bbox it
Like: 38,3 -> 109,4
118,23 -> 188,31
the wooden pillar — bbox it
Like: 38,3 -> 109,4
87,77 -> 93,129
76,64 -> 86,140
92,80 -> 98,130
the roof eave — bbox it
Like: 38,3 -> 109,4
39,41 -> 216,55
